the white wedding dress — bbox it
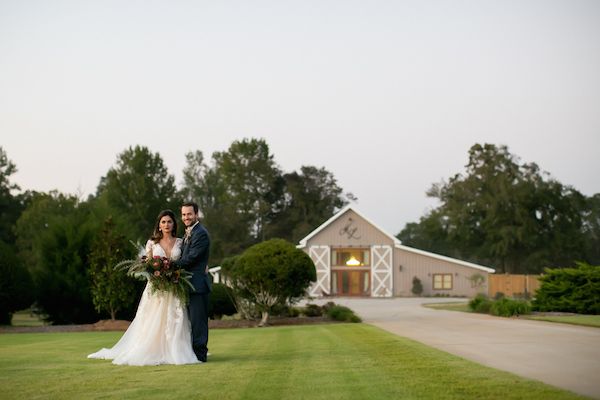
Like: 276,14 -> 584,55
87,238 -> 200,366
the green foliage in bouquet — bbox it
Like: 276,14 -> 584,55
115,252 -> 195,305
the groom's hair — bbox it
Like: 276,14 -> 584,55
182,201 -> 199,215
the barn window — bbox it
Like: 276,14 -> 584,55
433,274 -> 453,290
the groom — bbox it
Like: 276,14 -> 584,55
175,201 -> 211,362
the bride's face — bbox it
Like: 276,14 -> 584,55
159,216 -> 174,235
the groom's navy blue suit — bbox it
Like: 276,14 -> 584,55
175,222 -> 211,362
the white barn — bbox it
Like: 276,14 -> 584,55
297,205 -> 494,298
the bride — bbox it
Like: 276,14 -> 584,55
88,210 -> 200,366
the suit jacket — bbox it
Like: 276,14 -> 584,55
177,223 -> 211,294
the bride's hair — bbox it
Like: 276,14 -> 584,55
151,209 -> 178,242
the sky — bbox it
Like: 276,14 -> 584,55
1,0 -> 599,236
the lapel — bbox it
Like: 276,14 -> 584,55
184,221 -> 199,249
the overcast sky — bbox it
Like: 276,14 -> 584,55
1,0 -> 599,235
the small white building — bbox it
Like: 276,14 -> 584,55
297,205 -> 494,298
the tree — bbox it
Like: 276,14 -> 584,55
16,195 -> 101,324
36,204 -> 100,324
398,143 -> 590,273
396,209 -> 459,259
266,166 -> 351,243
221,239 -> 316,326
0,147 -> 26,245
582,194 -> 600,265
180,141 -> 353,263
180,139 -> 285,263
97,145 -> 180,241
0,147 -> 17,193
88,217 -> 138,321
0,148 -> 34,324
15,191 -> 80,278
0,240 -> 34,324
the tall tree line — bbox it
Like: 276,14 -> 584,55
180,138 -> 351,262
0,139 -> 350,324
397,143 -> 600,273
0,148 -> 33,323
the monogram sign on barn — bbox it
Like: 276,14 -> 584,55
339,217 -> 361,240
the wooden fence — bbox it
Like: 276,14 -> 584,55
488,274 -> 541,298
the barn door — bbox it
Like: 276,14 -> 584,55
308,246 -> 330,297
371,245 -> 392,297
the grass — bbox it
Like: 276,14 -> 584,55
423,302 -> 600,329
523,315 -> 600,328
0,324 -> 585,399
9,309 -> 46,327
422,302 -> 471,312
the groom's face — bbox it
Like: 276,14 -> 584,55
181,206 -> 198,227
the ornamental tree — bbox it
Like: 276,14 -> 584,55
221,239 -> 316,326
88,217 -> 138,321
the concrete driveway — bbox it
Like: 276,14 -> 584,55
312,297 -> 600,399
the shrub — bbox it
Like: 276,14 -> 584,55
270,303 -> 301,317
321,301 -> 336,313
493,292 -> 505,301
469,294 -> 493,314
303,303 -> 323,317
533,263 -> 600,315
411,276 -> 423,296
490,298 -> 531,317
0,241 -> 34,325
208,283 -> 237,319
326,305 -> 361,323
220,239 -> 317,326
287,306 -> 301,317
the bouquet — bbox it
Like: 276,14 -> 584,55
115,253 -> 195,304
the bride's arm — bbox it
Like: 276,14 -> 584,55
144,239 -> 154,258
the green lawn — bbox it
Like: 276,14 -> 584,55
422,302 -> 600,329
422,302 -> 471,312
523,315 -> 600,328
9,309 -> 46,327
0,324 -> 584,399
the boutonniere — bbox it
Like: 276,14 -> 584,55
184,227 -> 193,243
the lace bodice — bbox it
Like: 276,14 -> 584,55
145,238 -> 183,261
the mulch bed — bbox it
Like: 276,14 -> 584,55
0,316 -> 335,334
